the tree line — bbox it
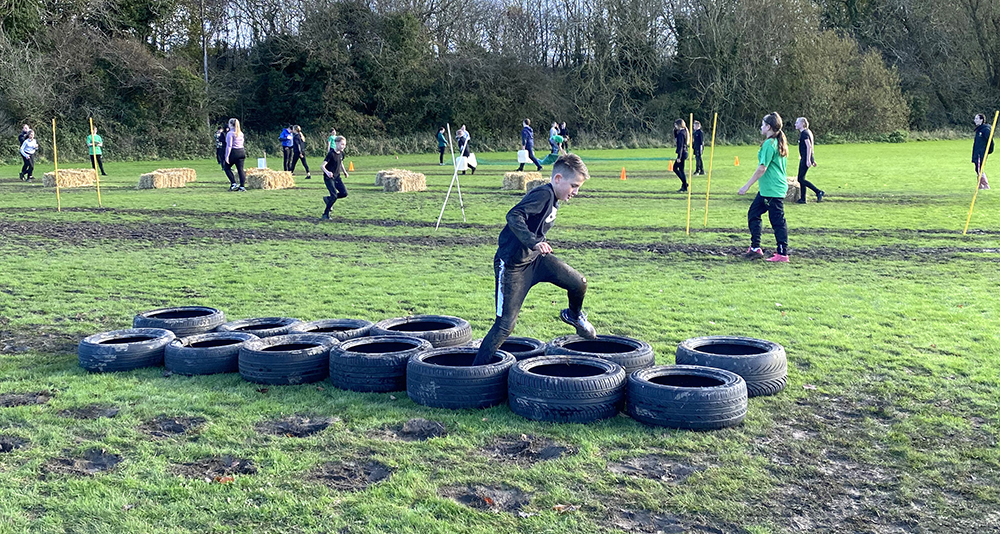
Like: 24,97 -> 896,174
1,0 -> 997,161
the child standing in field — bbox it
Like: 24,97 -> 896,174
320,135 -> 349,220
224,118 -> 247,191
795,117 -> 824,203
693,121 -> 705,175
517,119 -> 543,172
18,130 -> 38,182
673,119 -> 689,192
280,125 -> 295,171
973,113 -> 993,190
437,127 -> 447,165
472,154 -> 597,366
291,125 -> 311,179
739,112 -> 790,262
215,125 -> 228,171
86,127 -> 108,176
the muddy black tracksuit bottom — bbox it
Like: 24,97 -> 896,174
473,253 -> 587,365
748,193 -> 788,255
797,159 -> 820,200
674,155 -> 687,189
323,176 -> 348,215
20,155 -> 34,179
224,148 -> 246,187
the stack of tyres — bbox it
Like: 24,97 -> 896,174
675,336 -> 787,397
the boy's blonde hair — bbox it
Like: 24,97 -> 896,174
334,135 -> 346,145
552,154 -> 589,181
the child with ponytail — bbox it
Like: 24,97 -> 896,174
739,112 -> 790,262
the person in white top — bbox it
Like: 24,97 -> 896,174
19,130 -> 38,182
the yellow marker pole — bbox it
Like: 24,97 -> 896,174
704,112 -> 718,226
685,113 -> 694,235
89,117 -> 102,207
964,110 -> 999,235
52,118 -> 61,212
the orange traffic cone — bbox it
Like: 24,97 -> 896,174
668,160 -> 674,172
348,161 -> 355,172
734,156 -> 740,166
620,167 -> 627,180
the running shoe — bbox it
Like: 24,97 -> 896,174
229,183 -> 238,191
237,186 -> 246,192
560,308 -> 597,339
817,190 -> 826,202
765,254 -> 789,263
744,247 -> 764,260
796,199 -> 806,204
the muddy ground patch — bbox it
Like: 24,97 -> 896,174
172,455 -> 257,482
482,434 -> 576,465
140,415 -> 206,438
58,404 -> 120,419
0,391 -> 52,407
440,484 -> 532,514
377,418 -> 448,441
257,415 -> 338,438
0,435 -> 27,453
607,455 -> 703,485
310,459 -> 393,492
44,448 -> 122,476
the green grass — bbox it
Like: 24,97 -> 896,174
0,140 -> 998,533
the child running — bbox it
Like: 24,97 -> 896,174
320,135 -> 349,220
472,154 -> 596,366
291,125 -> 311,179
794,117 -> 824,202
517,119 -> 543,172
18,130 -> 38,182
739,112 -> 789,262
673,119 -> 689,192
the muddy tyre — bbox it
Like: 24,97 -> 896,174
675,336 -> 786,397
508,356 -> 626,424
79,328 -> 176,373
133,306 -> 226,337
627,365 -> 747,430
290,318 -> 374,342
329,335 -> 432,392
217,317 -> 303,338
371,315 -> 472,348
406,347 -> 515,409
165,332 -> 258,375
546,335 -> 655,375
239,334 -> 338,385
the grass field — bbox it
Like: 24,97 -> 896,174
0,140 -> 998,534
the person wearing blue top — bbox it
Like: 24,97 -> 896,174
437,127 -> 447,165
280,125 -> 295,171
517,119 -> 543,172
19,129 -> 38,182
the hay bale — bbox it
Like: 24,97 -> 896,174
42,169 -> 96,188
784,177 -> 801,203
502,172 -> 543,190
526,178 -> 550,190
245,168 -> 295,190
382,172 -> 427,193
375,168 -> 416,187
136,168 -> 197,189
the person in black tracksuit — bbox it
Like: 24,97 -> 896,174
215,125 -> 228,170
320,135 -> 349,219
692,121 -> 705,175
472,154 -> 597,366
291,125 -> 311,179
673,119 -> 688,192
795,117 -> 824,202
973,113 -> 993,190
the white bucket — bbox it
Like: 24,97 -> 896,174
456,156 -> 468,171
468,153 -> 477,168
257,158 -> 267,169
517,150 -> 530,163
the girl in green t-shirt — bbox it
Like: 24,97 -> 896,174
738,112 -> 790,262
326,128 -> 337,153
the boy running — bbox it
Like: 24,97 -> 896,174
320,135 -> 349,220
472,154 -> 596,366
